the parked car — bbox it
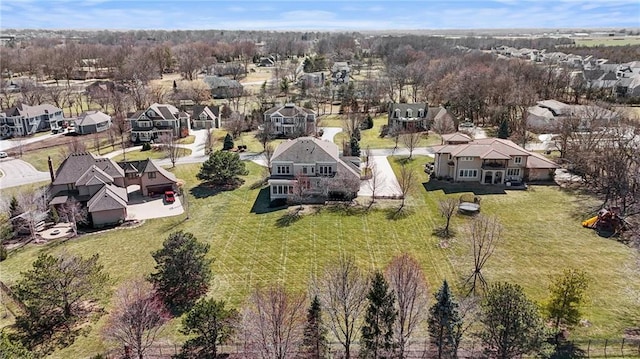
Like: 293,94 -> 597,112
164,191 -> 176,204
0,152 -> 7,158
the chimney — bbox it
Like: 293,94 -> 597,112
48,156 -> 55,182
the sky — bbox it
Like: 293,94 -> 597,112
0,0 -> 638,31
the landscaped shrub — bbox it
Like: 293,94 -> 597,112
141,142 -> 152,151
0,245 -> 7,261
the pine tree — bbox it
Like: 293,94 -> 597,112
428,280 -> 463,359
350,136 -> 361,157
300,295 -> 328,359
223,133 -> 234,150
360,271 -> 397,359
498,120 -> 510,139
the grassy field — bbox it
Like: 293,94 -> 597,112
1,156 -> 639,357
110,147 -> 192,162
574,37 -> 640,47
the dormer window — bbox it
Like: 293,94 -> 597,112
147,110 -> 156,117
418,109 -> 424,117
394,109 -> 400,118
514,156 -> 523,164
406,109 -> 413,117
199,113 -> 208,120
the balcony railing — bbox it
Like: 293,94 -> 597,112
481,161 -> 507,169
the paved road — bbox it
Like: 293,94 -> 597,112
0,158 -> 51,189
0,132 -> 64,152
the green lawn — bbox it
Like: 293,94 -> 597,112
574,37 -> 640,47
110,148 -> 192,162
1,159 -> 639,358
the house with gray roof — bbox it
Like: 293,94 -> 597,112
202,76 -> 243,99
128,103 -> 190,143
0,103 -> 64,138
526,100 -> 618,130
387,103 -> 429,131
268,137 -> 360,202
432,134 -> 557,184
331,62 -> 350,85
263,103 -> 316,137
117,159 -> 177,196
190,105 -> 220,130
74,110 -> 111,135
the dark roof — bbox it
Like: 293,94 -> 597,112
202,76 -> 243,89
53,152 -> 124,186
265,103 -> 315,117
158,106 -> 175,120
75,111 -> 110,127
117,158 -> 177,181
87,184 -> 127,212
192,105 -> 219,119
388,103 -> 428,118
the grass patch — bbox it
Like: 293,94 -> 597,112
110,148 -> 192,162
574,37 -> 640,47
1,159 -> 639,357
176,135 -> 195,145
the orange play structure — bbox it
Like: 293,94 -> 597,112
582,207 -> 626,236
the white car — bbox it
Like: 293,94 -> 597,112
0,152 -> 8,158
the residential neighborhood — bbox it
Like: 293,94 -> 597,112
0,4 -> 639,358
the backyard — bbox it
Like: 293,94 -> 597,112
0,159 -> 639,358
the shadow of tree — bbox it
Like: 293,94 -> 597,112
423,180 -> 508,195
321,202 -> 368,216
189,180 -> 243,199
275,211 -> 302,228
432,227 -> 455,239
250,188 -> 287,214
385,207 -> 413,220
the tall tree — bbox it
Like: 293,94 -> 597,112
428,280 -> 463,359
178,298 -> 238,359
15,253 -> 109,348
317,256 -> 367,359
57,198 -> 88,236
360,271 -> 397,359
223,133 -> 234,150
159,132 -> 184,168
396,164 -> 415,211
149,231 -> 212,314
103,278 -> 169,359
197,150 -> 248,187
545,268 -> 589,334
479,282 -> 545,359
438,198 -> 458,238
385,253 -> 429,359
401,132 -> 421,159
300,295 -> 329,359
241,285 -> 306,359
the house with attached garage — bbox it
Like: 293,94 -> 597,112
74,110 -> 111,135
48,152 -> 177,227
268,137 -> 360,203
263,103 -> 316,138
432,133 -> 557,184
387,103 -> 429,132
190,105 -> 220,130
128,103 -> 190,143
0,103 -> 64,138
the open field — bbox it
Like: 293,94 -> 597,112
574,37 -> 640,47
1,156 -> 639,358
110,147 -> 192,162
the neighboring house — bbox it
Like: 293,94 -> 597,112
258,57 -> 275,67
432,134 -> 557,184
298,72 -> 325,88
74,110 -> 111,135
117,159 -> 178,196
614,76 -> 640,98
263,103 -> 316,137
331,62 -> 350,85
190,105 -> 220,130
202,75 -> 243,99
427,106 -> 457,127
387,103 -> 429,131
0,103 -> 64,138
49,152 -> 178,227
128,103 -> 190,143
268,137 -> 360,202
526,99 -> 618,130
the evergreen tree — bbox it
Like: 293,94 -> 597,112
223,133 -> 234,150
149,231 -> 213,314
9,195 -> 19,218
497,120 -> 510,139
545,269 -> 589,334
363,115 -> 374,130
178,298 -> 238,359
300,295 -> 328,359
360,271 -> 397,359
350,136 -> 361,157
428,280 -> 463,359
197,150 -> 248,187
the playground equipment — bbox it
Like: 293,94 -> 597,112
582,207 -> 626,236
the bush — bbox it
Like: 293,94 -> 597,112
0,245 -> 7,261
141,142 -> 152,151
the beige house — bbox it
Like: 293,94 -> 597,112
263,104 -> 316,138
432,133 -> 557,184
268,137 -> 360,202
118,159 -> 178,196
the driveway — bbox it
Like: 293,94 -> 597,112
359,155 -> 403,197
126,194 -> 184,220
0,158 -> 51,189
320,127 -> 343,142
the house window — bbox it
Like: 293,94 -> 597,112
448,154 -> 452,160
514,156 -> 523,164
406,109 -> 413,117
418,109 -> 425,117
507,168 -> 520,177
126,173 -> 136,179
394,109 -> 400,118
276,166 -> 290,174
458,169 -> 478,178
148,172 -> 157,179
319,166 -> 333,175
461,156 -> 474,161
303,167 -> 307,174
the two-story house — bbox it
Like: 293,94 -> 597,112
432,133 -> 557,184
0,103 -> 64,138
190,105 -> 220,130
387,103 -> 429,131
263,103 -> 316,138
331,62 -> 350,85
74,110 -> 111,135
128,103 -> 190,143
268,137 -> 360,203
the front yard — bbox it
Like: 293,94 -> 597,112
0,160 -> 638,358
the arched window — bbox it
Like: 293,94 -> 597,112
394,109 -> 401,118
406,109 -> 413,117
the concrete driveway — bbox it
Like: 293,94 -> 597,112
126,195 -> 184,220
320,127 -> 343,142
0,158 -> 51,189
359,155 -> 402,197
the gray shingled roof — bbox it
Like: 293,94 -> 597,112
53,153 -> 124,186
75,111 -> 110,127
87,184 -> 127,212
264,104 -> 315,117
191,105 -> 219,119
203,76 -> 243,89
75,165 -> 113,187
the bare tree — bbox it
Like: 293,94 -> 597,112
263,143 -> 275,172
385,253 -> 429,359
438,198 -> 458,238
465,215 -> 502,296
401,132 -> 422,159
57,198 -> 88,237
58,137 -> 88,161
16,187 -> 48,240
159,132 -> 183,168
204,122 -> 216,155
432,115 -> 456,140
103,278 -> 169,359
317,255 -> 367,359
225,112 -> 245,139
396,164 -> 415,211
365,147 -> 383,209
241,285 -> 306,359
